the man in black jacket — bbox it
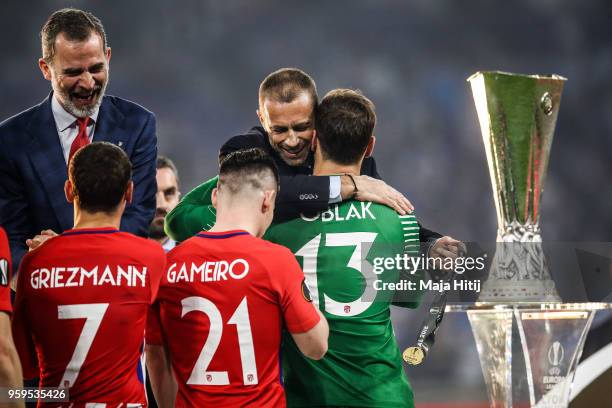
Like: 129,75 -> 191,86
166,68 -> 462,259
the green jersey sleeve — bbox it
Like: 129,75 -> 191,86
164,176 -> 218,242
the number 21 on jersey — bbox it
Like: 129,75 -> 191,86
182,296 -> 258,386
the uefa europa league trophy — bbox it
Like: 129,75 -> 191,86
470,71 -> 562,303
456,72 -> 606,408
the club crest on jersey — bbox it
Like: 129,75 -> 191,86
344,305 -> 351,314
0,258 -> 8,286
301,278 -> 313,302
247,374 -> 254,383
206,374 -> 212,383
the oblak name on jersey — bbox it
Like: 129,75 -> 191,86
167,258 -> 250,284
300,202 -> 376,223
30,265 -> 147,289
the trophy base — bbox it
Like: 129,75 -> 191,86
478,231 -> 562,303
448,303 -> 610,408
478,279 -> 561,303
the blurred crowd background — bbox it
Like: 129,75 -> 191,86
2,0 -> 610,405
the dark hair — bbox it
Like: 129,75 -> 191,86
316,89 -> 376,165
41,8 -> 107,62
69,142 -> 132,213
157,155 -> 179,184
259,68 -> 318,110
218,148 -> 279,194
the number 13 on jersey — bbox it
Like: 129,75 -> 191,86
295,232 -> 378,317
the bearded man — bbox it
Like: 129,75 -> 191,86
0,8 -> 157,269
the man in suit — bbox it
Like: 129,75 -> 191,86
149,156 -> 181,252
166,68 -> 463,259
0,8 -> 157,269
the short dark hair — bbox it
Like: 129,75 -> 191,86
259,68 -> 318,110
41,8 -> 107,62
218,148 -> 279,195
69,142 -> 132,213
157,155 -> 179,184
316,89 -> 376,165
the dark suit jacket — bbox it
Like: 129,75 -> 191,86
221,126 -> 442,243
0,94 -> 157,269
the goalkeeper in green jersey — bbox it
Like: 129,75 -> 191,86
264,89 -> 424,407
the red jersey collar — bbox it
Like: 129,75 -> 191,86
196,230 -> 250,239
61,226 -> 120,236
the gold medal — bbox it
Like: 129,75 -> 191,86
403,346 -> 425,365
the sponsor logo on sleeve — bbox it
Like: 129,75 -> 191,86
299,193 -> 318,201
0,258 -> 8,286
301,278 -> 313,302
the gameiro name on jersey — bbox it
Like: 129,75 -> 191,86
265,200 -> 423,408
146,230 -> 320,408
12,227 -> 166,408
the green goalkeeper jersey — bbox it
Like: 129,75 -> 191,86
264,200 -> 423,408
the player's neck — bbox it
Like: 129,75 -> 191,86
313,160 -> 361,176
209,211 -> 262,238
73,208 -> 121,230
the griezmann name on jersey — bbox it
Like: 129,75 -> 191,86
265,200 -> 423,408
12,227 -> 166,408
146,230 -> 321,408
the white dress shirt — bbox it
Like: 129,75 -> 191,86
162,238 -> 177,252
329,175 -> 342,204
51,96 -> 99,164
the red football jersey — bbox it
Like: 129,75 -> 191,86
147,230 -> 320,408
12,227 -> 166,408
0,227 -> 12,314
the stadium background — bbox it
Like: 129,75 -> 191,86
1,0 -> 610,406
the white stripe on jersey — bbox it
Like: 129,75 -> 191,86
398,215 -> 419,255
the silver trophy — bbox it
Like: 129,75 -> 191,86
450,71 -> 608,408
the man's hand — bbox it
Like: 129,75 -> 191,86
342,175 -> 414,215
429,236 -> 466,261
26,229 -> 58,251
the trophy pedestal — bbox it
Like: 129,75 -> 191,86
447,303 -> 610,408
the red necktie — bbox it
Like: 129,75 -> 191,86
68,117 -> 91,164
